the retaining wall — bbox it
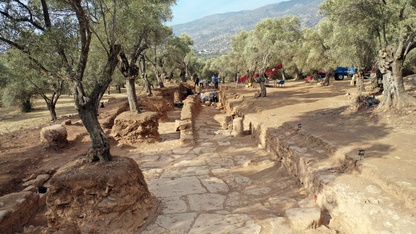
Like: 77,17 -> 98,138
219,87 -> 416,233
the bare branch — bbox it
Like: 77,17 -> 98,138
99,0 -> 111,48
0,0 -> 45,31
111,0 -> 117,46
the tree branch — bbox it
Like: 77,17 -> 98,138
40,0 -> 51,28
71,0 -> 92,83
0,0 -> 45,31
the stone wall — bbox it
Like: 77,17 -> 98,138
0,173 -> 52,233
111,111 -> 160,144
177,94 -> 201,146
218,85 -> 414,233
152,87 -> 177,107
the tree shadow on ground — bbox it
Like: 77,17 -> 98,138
228,81 -> 352,115
284,106 -> 392,156
226,81 -> 395,177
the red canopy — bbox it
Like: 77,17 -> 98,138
238,75 -> 248,83
265,64 -> 283,77
238,64 -> 283,82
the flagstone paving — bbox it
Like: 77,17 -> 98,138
135,105 -> 332,234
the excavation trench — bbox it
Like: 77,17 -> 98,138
218,87 -> 358,232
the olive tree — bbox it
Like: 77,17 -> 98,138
0,1 -> 74,119
321,0 -> 416,109
115,0 -> 174,112
163,34 -> 194,81
0,0 -> 175,162
7,54 -> 66,117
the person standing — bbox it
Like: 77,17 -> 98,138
180,71 -> 186,82
214,74 -> 219,89
193,73 -> 200,88
193,73 -> 200,93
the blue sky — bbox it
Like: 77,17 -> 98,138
168,0 -> 285,25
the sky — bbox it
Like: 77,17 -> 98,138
168,0 -> 285,25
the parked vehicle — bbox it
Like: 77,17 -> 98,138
334,67 -> 357,80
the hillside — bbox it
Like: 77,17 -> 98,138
172,0 -> 324,53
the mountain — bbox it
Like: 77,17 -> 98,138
171,0 -> 324,53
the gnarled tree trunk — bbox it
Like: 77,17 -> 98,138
154,70 -> 165,88
74,45 -> 121,162
47,102 -> 58,121
126,77 -> 140,113
378,46 -> 416,109
78,100 -> 111,162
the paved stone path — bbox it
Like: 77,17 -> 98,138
133,106 -> 332,234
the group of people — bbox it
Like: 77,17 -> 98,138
192,73 -> 220,90
200,91 -> 219,103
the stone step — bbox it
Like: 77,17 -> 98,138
346,152 -> 416,210
278,121 -> 416,214
263,120 -> 416,233
220,94 -> 416,232
317,173 -> 416,233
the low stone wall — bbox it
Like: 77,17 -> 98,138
111,111 -> 160,144
153,87 -> 177,107
0,192 -> 41,233
218,86 -> 416,233
0,173 -> 52,233
177,95 -> 201,146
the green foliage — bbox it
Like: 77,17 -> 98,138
0,62 -> 8,89
208,0 -> 415,81
210,17 -> 304,77
0,52 -> 35,109
20,99 -> 32,112
321,0 -> 416,62
160,33 -> 195,79
404,49 -> 416,75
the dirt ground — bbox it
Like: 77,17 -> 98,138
0,77 -> 416,232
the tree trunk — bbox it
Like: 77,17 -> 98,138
116,85 -> 121,93
126,77 -> 140,113
356,70 -> 364,95
154,70 -> 164,88
258,74 -> 267,97
47,102 -> 57,121
293,73 -> 299,81
41,94 -> 59,121
281,69 -> 286,81
74,45 -> 120,162
78,101 -> 112,162
378,48 -> 416,109
259,81 -> 267,97
144,75 -> 152,96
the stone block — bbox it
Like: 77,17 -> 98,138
232,117 -> 244,137
286,207 -> 321,230
0,192 -> 40,233
221,115 -> 232,130
40,124 -> 68,147
22,174 -> 50,187
111,111 -> 160,143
